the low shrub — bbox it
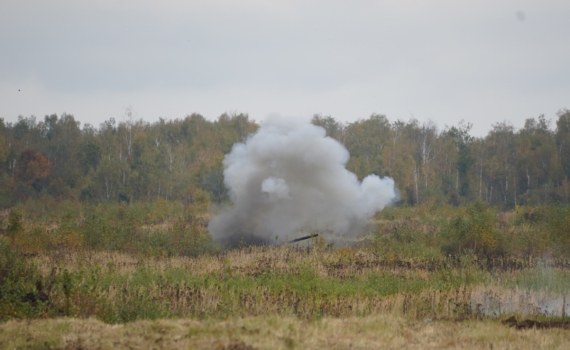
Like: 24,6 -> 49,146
440,201 -> 505,258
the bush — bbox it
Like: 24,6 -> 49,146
440,201 -> 505,258
547,205 -> 570,256
5,210 -> 24,239
0,237 -> 46,320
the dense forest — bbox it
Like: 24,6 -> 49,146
1,108 -> 569,209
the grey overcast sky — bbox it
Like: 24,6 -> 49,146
1,0 -> 569,136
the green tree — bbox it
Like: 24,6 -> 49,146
311,114 -> 345,142
447,121 -> 475,200
556,110 -> 570,180
345,114 -> 391,179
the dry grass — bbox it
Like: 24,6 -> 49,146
24,245 -> 570,321
3,205 -> 570,347
31,244 -> 463,279
470,285 -> 570,317
1,315 -> 569,349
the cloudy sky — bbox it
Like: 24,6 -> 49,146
1,0 -> 569,136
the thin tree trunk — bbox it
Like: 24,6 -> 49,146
456,170 -> 459,192
414,166 -> 420,204
479,161 -> 482,199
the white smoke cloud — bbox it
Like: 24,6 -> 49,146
208,116 -> 398,246
261,177 -> 291,202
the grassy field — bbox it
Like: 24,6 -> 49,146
1,201 -> 570,348
2,315 -> 570,349
19,246 -> 570,321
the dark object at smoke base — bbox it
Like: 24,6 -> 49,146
288,233 -> 319,243
217,232 -> 319,248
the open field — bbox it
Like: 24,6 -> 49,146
21,246 -> 570,320
2,202 -> 570,348
2,297 -> 570,348
2,315 -> 570,350
3,242 -> 570,335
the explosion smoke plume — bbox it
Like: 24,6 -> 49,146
208,117 -> 398,246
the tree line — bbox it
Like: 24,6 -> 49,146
1,108 -> 569,209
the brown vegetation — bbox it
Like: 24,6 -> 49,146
2,316 -> 570,349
